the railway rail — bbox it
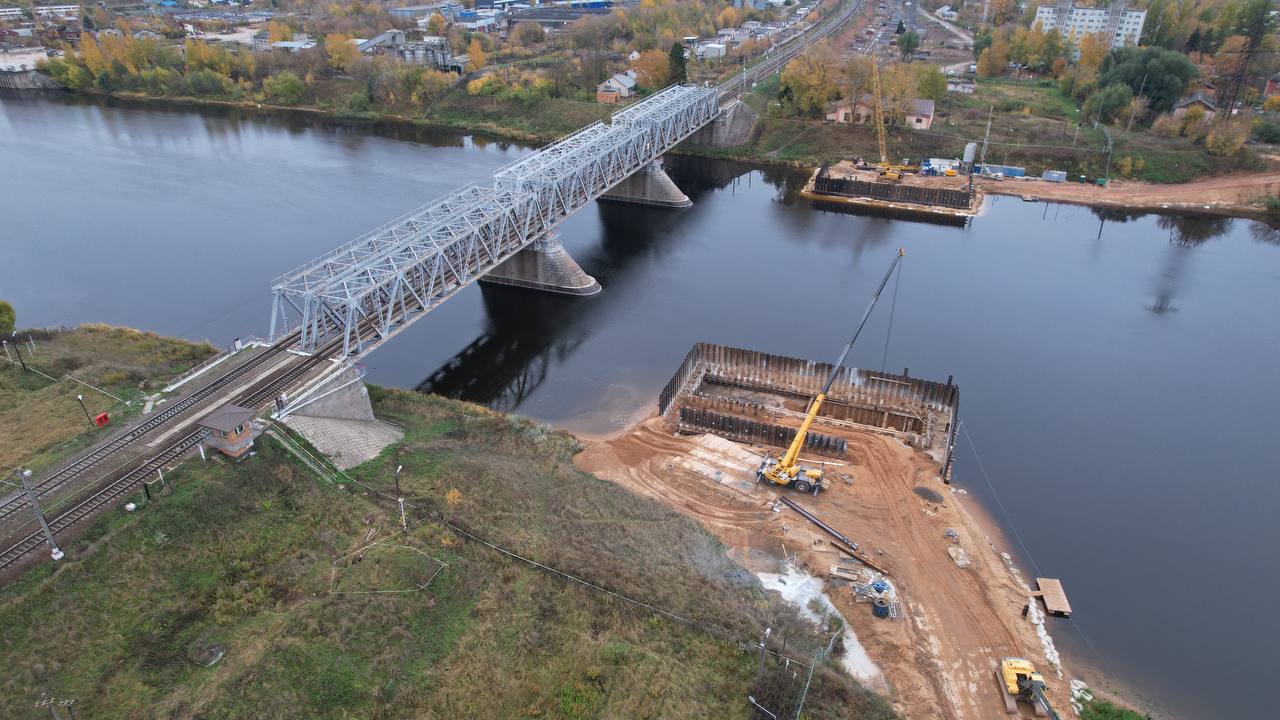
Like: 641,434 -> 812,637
0,333 -> 336,573
0,333 -> 298,526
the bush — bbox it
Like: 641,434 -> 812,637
1254,119 -> 1280,144
185,69 -> 229,97
262,71 -> 305,105
1205,116 -> 1251,157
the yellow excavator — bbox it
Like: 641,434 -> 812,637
868,56 -> 915,183
756,249 -> 905,493
998,657 -> 1061,719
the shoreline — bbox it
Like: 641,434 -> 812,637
17,86 -> 1280,220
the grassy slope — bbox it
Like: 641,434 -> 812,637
681,75 -> 1265,183
0,387 -> 894,720
0,325 -> 215,474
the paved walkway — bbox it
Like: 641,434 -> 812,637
283,416 -> 403,470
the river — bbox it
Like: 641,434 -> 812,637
2,93 -> 1277,719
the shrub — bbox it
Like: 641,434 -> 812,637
1253,119 -> 1280,144
1205,117 -> 1251,156
262,71 -> 305,104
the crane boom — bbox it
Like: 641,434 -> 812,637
870,57 -> 889,167
760,249 -> 905,491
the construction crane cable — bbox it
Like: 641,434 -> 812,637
880,252 -> 903,372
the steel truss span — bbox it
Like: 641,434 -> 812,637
268,85 -> 719,356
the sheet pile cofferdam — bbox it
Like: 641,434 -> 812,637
659,343 -> 961,479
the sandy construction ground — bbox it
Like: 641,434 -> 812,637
576,417 -> 1075,720
983,170 -> 1280,217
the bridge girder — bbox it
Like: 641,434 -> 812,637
270,84 -> 719,355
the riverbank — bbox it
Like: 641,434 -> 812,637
20,86 -> 1280,221
576,415 -> 1085,719
981,171 -> 1280,220
0,353 -> 890,718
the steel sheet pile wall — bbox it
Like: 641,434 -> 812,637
812,175 -> 972,210
677,407 -> 847,457
658,343 -> 961,474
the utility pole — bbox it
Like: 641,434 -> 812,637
13,469 -> 63,561
1101,125 -> 1114,183
76,394 -> 94,429
1125,72 -> 1148,134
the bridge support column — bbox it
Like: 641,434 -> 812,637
599,157 -> 691,209
479,233 -> 601,296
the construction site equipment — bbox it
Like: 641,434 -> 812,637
756,249 -> 905,493
868,56 -> 915,182
1032,578 -> 1072,617
998,657 -> 1060,719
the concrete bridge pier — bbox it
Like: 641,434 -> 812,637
599,157 -> 692,209
479,233 -> 601,296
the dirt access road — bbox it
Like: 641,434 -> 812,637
576,417 -> 1073,720
984,170 -> 1280,218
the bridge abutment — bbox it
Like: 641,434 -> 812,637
599,157 -> 691,209
688,100 -> 757,147
479,233 -> 601,296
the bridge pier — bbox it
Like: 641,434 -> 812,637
479,233 -> 601,296
598,157 -> 691,209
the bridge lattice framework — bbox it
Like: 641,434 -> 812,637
268,84 -> 719,356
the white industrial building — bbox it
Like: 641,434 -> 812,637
1033,0 -> 1145,50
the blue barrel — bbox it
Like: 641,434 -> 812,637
872,598 -> 890,618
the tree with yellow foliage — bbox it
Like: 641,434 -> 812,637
466,38 -> 486,72
426,13 -> 447,36
1076,32 -> 1108,76
632,48 -> 669,89
780,42 -> 841,116
717,6 -> 739,30
267,20 -> 292,43
325,33 -> 360,72
976,33 -> 1009,78
79,33 -> 107,76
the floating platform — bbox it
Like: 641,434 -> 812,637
799,162 -> 982,224
1034,577 -> 1072,617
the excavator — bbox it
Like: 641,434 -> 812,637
756,249 -> 905,493
867,55 -> 916,183
998,657 -> 1061,719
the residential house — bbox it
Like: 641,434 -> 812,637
1172,92 -> 1216,120
596,73 -> 635,104
1266,73 -> 1280,98
825,94 -> 934,130
905,98 -> 934,130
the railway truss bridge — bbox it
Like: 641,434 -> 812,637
266,0 -> 863,358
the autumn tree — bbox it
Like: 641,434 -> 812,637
633,48 -> 669,89
79,33 -> 107,76
844,55 -> 875,103
779,42 -> 841,116
267,20 -> 292,43
325,34 -> 360,73
976,33 -> 1009,77
466,37 -> 486,72
1076,32 -> 1109,76
513,21 -> 545,46
426,13 -> 447,36
667,42 -> 686,84
717,6 -> 740,30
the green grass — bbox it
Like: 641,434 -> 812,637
0,387 -> 895,720
1079,698 -> 1149,720
0,325 -> 215,473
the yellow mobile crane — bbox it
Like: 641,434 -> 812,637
757,249 -> 905,493
868,56 -> 915,182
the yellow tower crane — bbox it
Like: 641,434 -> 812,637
756,249 -> 905,493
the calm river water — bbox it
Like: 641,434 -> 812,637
2,93 -> 1277,719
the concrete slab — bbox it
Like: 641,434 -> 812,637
283,416 -> 403,470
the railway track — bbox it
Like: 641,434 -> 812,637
716,0 -> 863,102
0,333 -> 299,526
0,334 -> 337,573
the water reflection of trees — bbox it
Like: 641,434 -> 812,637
1157,215 -> 1234,247
1248,221 -> 1280,245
